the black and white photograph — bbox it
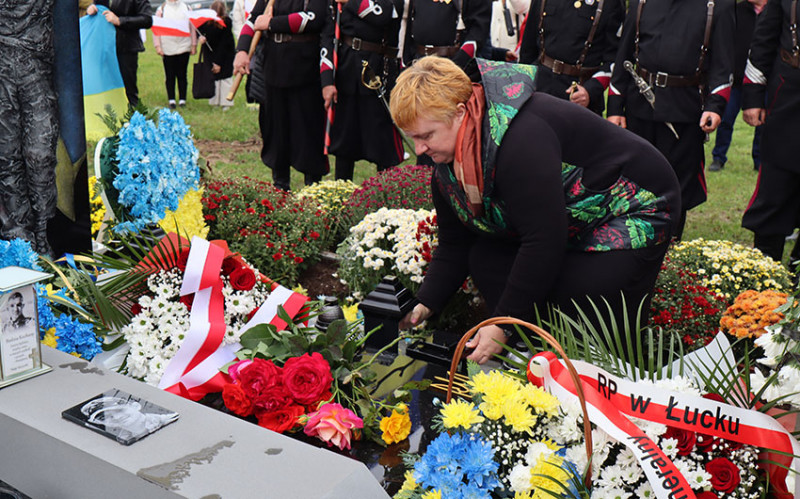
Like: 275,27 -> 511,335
0,284 -> 41,378
62,389 -> 179,445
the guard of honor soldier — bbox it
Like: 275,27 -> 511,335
607,0 -> 735,240
235,0 -> 329,191
519,0 -> 624,115
320,0 -> 406,180
742,0 -> 800,263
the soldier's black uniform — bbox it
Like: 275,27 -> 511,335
402,0 -> 492,69
519,0 -> 624,115
320,0 -> 406,180
238,0 -> 329,190
741,0 -> 800,261
608,0 -> 735,238
0,0 -> 59,255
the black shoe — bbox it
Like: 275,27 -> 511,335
169,100 -> 176,109
709,159 -> 724,171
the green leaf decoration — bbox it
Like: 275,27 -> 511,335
567,194 -> 607,221
488,102 -> 518,145
625,217 -> 655,249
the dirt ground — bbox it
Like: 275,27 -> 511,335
196,138 -> 261,172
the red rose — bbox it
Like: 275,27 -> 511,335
179,293 -> 194,311
696,433 -> 716,452
221,257 -> 239,276
238,358 -> 283,398
706,457 -> 741,494
696,492 -> 719,499
283,353 -> 333,405
222,383 -> 254,417
256,404 -> 305,433
664,426 -> 696,456
230,266 -> 256,291
253,385 -> 293,415
177,247 -> 191,272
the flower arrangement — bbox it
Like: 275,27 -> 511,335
337,208 -> 436,300
667,239 -> 792,301
121,252 -> 271,386
88,176 -> 106,237
220,353 -> 367,449
112,109 -> 201,233
158,187 -> 209,240
397,368 -> 583,498
341,165 -> 434,230
0,238 -> 102,360
751,291 -> 800,408
719,289 -> 787,339
650,255 -> 727,348
296,180 -> 359,245
202,177 -> 332,285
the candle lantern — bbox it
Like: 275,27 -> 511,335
358,276 -> 417,350
0,266 -> 53,388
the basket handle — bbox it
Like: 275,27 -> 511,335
447,316 -> 594,484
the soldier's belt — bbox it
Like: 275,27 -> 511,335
269,32 -> 320,44
539,53 -> 599,81
780,48 -> 800,69
416,44 -> 460,57
636,66 -> 700,88
342,35 -> 398,58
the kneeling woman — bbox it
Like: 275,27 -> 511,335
393,57 -> 681,364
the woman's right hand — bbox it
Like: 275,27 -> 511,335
87,4 -> 98,15
399,303 -> 433,330
155,46 -> 164,56
234,51 -> 251,75
607,115 -> 627,129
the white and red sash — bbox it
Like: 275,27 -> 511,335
151,16 -> 191,37
188,9 -> 224,28
158,237 -> 309,400
528,352 -> 800,499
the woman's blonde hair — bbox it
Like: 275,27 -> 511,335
390,56 -> 473,131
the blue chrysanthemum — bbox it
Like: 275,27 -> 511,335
413,432 -> 500,497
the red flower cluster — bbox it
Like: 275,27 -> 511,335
415,213 -> 438,264
221,353 -> 334,434
341,165 -> 434,228
201,178 -> 332,283
650,255 -> 727,348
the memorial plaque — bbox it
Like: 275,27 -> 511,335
0,266 -> 52,388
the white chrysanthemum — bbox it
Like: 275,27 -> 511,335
616,447 -> 638,468
684,466 -> 712,489
660,437 -> 679,459
508,463 -> 533,493
598,486 -> 632,499
524,441 -> 556,467
565,445 -> 588,473
634,482 -> 655,499
597,465 -> 626,489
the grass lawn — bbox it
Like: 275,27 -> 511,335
124,42 -> 770,252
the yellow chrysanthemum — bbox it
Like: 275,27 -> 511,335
479,400 -> 505,421
520,384 -> 561,417
42,328 -> 58,348
514,492 -> 534,499
400,470 -> 417,492
292,284 -> 309,296
421,490 -> 442,499
158,188 -> 209,240
88,176 -> 106,237
529,455 -> 571,496
440,399 -> 485,429
471,370 -> 520,404
502,399 -> 538,433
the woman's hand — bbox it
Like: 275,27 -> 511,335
87,4 -> 98,15
103,9 -> 120,26
607,115 -> 627,128
234,50 -> 251,75
198,35 -> 207,46
212,63 -> 221,74
399,303 -> 432,330
155,46 -> 164,56
465,325 -> 507,364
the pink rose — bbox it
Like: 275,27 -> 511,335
303,403 -> 363,450
226,359 -> 253,382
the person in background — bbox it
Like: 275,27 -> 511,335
393,57 -> 680,364
741,0 -> 800,264
607,0 -> 735,240
232,0 -> 252,39
320,0 -> 406,180
87,0 -> 153,107
708,0 -> 767,172
199,1 -> 236,110
233,0 -> 329,191
154,0 -> 197,109
519,0 -> 624,115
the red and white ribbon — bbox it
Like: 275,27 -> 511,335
159,237 -> 310,401
528,352 -> 800,498
151,16 -> 191,37
188,9 -> 224,28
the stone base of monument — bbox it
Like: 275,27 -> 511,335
0,347 -> 389,499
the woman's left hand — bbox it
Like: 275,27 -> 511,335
465,325 -> 507,364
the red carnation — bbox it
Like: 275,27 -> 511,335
706,457 -> 741,494
230,266 -> 256,291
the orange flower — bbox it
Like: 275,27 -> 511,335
379,404 -> 412,445
720,290 -> 787,339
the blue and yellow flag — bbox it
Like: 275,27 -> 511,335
80,6 -> 128,141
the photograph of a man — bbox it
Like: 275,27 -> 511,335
0,285 -> 40,378
1,291 -> 33,334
